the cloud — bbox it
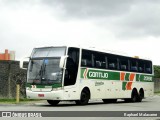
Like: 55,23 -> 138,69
0,0 -> 115,58
0,0 -> 160,65
1,0 -> 160,39
42,0 -> 133,18
112,1 -> 160,38
42,0 -> 160,38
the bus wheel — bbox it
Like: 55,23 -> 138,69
75,89 -> 90,105
47,100 -> 60,106
131,89 -> 138,102
102,99 -> 117,103
137,89 -> 144,102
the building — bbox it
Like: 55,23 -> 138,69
0,49 -> 15,60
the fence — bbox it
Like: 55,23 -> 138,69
154,78 -> 160,92
0,61 -> 26,99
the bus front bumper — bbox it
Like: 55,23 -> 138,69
26,89 -> 64,100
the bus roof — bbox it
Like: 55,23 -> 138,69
33,45 -> 152,62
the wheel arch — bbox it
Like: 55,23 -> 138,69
132,87 -> 138,93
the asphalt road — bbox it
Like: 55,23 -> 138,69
0,95 -> 160,120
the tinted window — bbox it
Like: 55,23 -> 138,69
107,55 -> 118,70
81,49 -> 152,74
138,60 -> 145,73
81,50 -> 93,67
119,58 -> 129,71
93,52 -> 106,69
145,61 -> 152,74
130,60 -> 138,72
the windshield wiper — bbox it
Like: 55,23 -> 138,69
39,61 -> 47,84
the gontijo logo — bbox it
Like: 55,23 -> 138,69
89,71 -> 108,78
83,68 -> 108,79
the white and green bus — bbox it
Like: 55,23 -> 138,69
21,46 -> 154,105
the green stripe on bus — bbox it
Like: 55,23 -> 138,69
136,74 -> 140,82
136,74 -> 153,82
81,68 -> 120,80
122,82 -> 127,90
125,73 -> 130,81
81,68 -> 86,78
81,68 -> 153,82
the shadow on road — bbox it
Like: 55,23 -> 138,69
37,100 -> 148,107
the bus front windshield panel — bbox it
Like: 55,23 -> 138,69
31,47 -> 66,58
27,58 -> 62,85
27,47 -> 66,85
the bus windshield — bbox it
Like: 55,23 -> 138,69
27,58 -> 62,85
31,47 -> 66,58
27,47 -> 66,85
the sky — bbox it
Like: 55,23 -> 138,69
0,0 -> 160,65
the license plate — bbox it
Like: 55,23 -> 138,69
38,94 -> 44,97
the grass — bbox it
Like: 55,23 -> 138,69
154,91 -> 160,95
154,91 -> 160,93
0,98 -> 40,104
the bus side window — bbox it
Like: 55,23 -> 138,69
131,66 -> 138,71
139,67 -> 143,72
107,55 -> 118,70
146,68 -> 151,73
93,52 -> 106,69
81,59 -> 92,67
87,60 -> 92,67
96,61 -> 101,68
144,61 -> 152,74
121,65 -> 126,70
109,63 -> 115,69
81,50 -> 93,67
119,58 -> 128,71
101,61 -> 106,68
81,59 -> 87,66
130,59 -> 138,72
138,61 -> 144,73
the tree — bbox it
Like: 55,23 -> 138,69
154,65 -> 160,78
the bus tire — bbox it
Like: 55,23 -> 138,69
137,89 -> 144,102
75,89 -> 90,105
102,99 -> 117,103
131,89 -> 138,102
47,100 -> 60,106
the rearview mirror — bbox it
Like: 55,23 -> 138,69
59,56 -> 68,69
